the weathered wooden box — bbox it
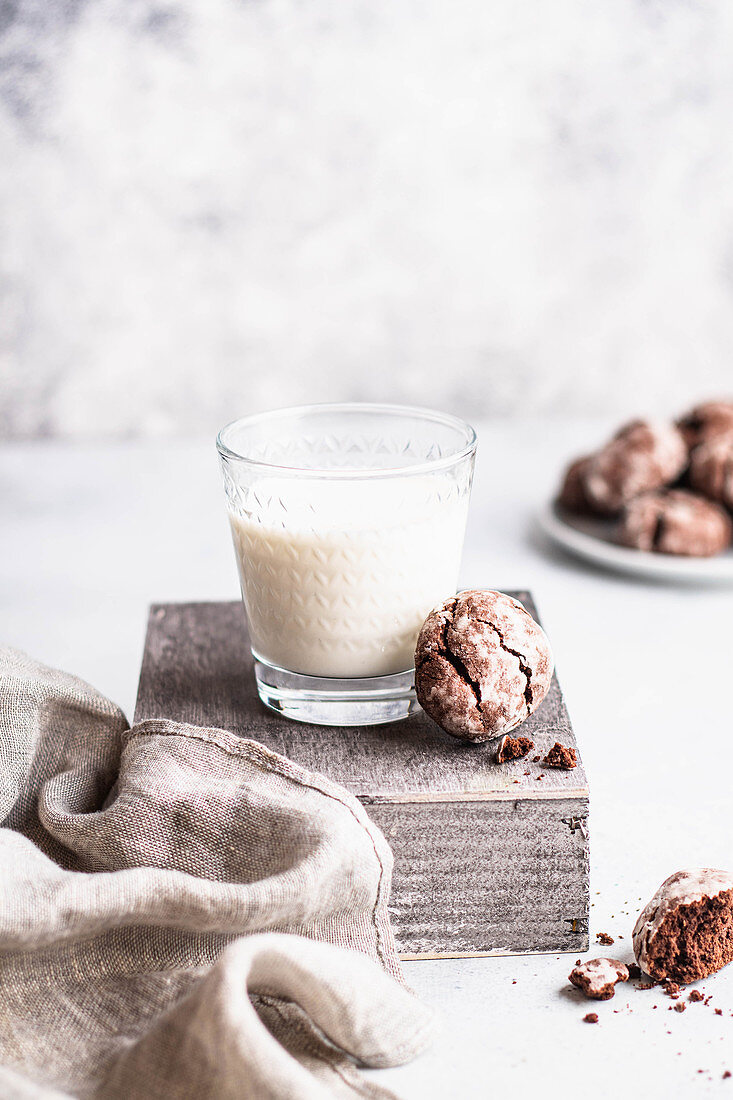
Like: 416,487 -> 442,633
134,594 -> 589,959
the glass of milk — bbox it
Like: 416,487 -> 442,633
217,404 -> 476,726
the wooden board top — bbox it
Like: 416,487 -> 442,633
134,596 -> 588,803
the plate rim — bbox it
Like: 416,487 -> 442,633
537,501 -> 733,584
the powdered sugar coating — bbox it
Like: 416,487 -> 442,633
584,420 -> 687,514
414,590 -> 554,742
633,869 -> 733,976
569,958 -> 629,1000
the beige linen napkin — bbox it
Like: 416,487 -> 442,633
0,647 -> 432,1099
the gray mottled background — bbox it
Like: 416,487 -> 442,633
1,0 -> 733,439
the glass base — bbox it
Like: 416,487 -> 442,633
253,656 -> 417,726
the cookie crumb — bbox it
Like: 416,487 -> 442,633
570,958 -> 629,1000
689,990 -> 704,1003
628,963 -> 642,980
583,1012 -> 599,1024
723,1070 -> 731,1079
596,932 -> 614,946
543,742 -> 577,770
716,1008 -> 723,1016
496,735 -> 534,764
673,1003 -> 686,1013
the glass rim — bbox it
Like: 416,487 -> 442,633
216,402 -> 477,479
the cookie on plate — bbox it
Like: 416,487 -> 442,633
583,420 -> 687,515
618,489 -> 731,557
557,455 -> 594,513
677,400 -> 733,451
688,433 -> 733,510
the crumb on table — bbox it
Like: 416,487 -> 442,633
496,735 -> 534,764
543,742 -> 577,770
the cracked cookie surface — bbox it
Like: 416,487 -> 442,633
414,590 -> 554,742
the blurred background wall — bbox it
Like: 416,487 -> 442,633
1,0 -> 733,440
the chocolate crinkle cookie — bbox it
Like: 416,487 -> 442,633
618,489 -> 732,557
583,420 -> 687,515
633,869 -> 733,984
557,455 -> 594,513
677,400 -> 733,451
688,433 -> 733,510
414,590 -> 553,743
569,959 -> 629,1000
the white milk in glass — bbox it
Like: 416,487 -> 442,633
229,477 -> 468,678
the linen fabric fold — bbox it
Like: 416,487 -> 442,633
0,647 -> 432,1098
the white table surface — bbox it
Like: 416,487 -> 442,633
3,420 -> 733,1099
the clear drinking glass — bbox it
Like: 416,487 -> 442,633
217,403 -> 476,726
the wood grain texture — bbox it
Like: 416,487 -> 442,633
134,596 -> 587,801
134,597 -> 590,957
373,798 -> 588,957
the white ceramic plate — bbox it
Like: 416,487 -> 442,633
538,502 -> 733,585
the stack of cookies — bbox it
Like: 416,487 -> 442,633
557,400 -> 733,557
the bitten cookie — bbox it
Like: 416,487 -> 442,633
557,455 -> 594,513
583,420 -> 687,515
618,489 -> 732,557
569,959 -> 629,1000
688,433 -> 733,510
414,590 -> 553,743
633,869 -> 733,983
677,400 -> 733,451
